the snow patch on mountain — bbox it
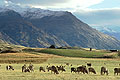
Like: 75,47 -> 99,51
21,8 -> 66,19
102,27 -> 116,33
0,4 -> 67,19
92,26 -> 119,33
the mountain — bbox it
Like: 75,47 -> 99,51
93,26 -> 120,40
0,9 -> 69,47
0,6 -> 120,49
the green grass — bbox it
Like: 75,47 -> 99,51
39,49 -> 114,58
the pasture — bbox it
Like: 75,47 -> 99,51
0,47 -> 120,80
0,56 -> 120,80
39,49 -> 118,58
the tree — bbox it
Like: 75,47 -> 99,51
49,45 -> 55,49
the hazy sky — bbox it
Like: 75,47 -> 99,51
0,0 -> 120,27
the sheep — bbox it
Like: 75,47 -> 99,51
77,65 -> 88,74
28,63 -> 34,72
88,67 -> 96,74
22,64 -> 27,72
51,66 -> 59,74
71,67 -> 77,73
46,66 -> 59,74
6,65 -> 14,70
101,67 -> 108,75
57,66 -> 66,72
46,66 -> 52,72
39,67 -> 45,72
114,68 -> 120,75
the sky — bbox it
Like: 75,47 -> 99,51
0,0 -> 120,27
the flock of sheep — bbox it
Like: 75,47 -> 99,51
5,63 -> 120,75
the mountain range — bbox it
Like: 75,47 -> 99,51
0,5 -> 120,49
92,26 -> 120,40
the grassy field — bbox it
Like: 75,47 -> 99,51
0,56 -> 120,80
0,48 -> 120,80
39,49 -> 117,58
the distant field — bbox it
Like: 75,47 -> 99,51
39,49 -> 117,58
0,48 -> 119,64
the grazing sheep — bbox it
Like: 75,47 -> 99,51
101,67 -> 108,75
22,64 -> 27,72
114,68 -> 120,75
71,67 -> 77,73
57,66 -> 66,72
77,65 -> 88,74
28,63 -> 34,72
46,66 -> 52,72
46,66 -> 59,74
39,67 -> 45,72
51,66 -> 59,74
6,65 -> 14,70
9,65 -> 14,70
22,64 -> 31,73
88,67 -> 96,74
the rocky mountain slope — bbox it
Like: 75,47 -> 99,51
0,9 -> 68,47
0,7 -> 120,49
